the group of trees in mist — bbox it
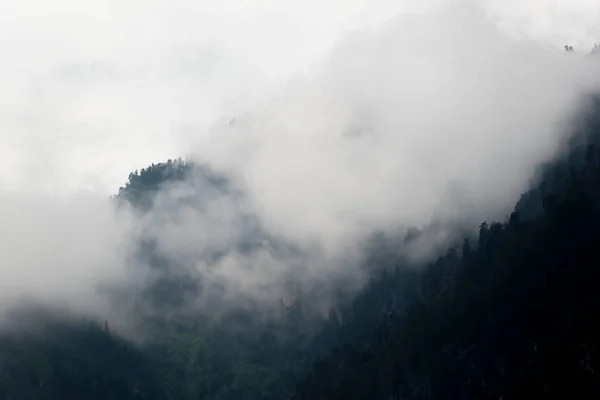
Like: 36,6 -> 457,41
564,43 -> 599,55
4,78 -> 600,400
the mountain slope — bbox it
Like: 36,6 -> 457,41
3,104 -> 600,399
293,122 -> 600,398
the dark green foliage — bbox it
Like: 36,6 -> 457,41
116,158 -> 229,211
116,158 -> 192,210
0,316 -> 166,400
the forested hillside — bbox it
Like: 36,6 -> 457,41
293,98 -> 600,399
1,98 -> 600,399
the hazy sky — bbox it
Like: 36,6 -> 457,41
0,0 -> 599,194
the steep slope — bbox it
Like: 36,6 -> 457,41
293,106 -> 600,399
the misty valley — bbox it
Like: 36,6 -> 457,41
3,2 -> 600,399
0,92 -> 600,399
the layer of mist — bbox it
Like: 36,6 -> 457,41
1,3 -> 600,334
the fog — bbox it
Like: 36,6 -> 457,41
0,190 -> 135,324
0,1 -> 600,326
194,4 -> 600,256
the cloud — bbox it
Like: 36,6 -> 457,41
1,1 -> 600,327
1,0 -> 599,193
192,3 -> 600,257
125,3 -> 600,316
0,0 -> 406,193
0,189 -> 135,323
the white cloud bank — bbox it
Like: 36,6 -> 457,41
194,3 -> 600,256
0,1 -> 599,323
